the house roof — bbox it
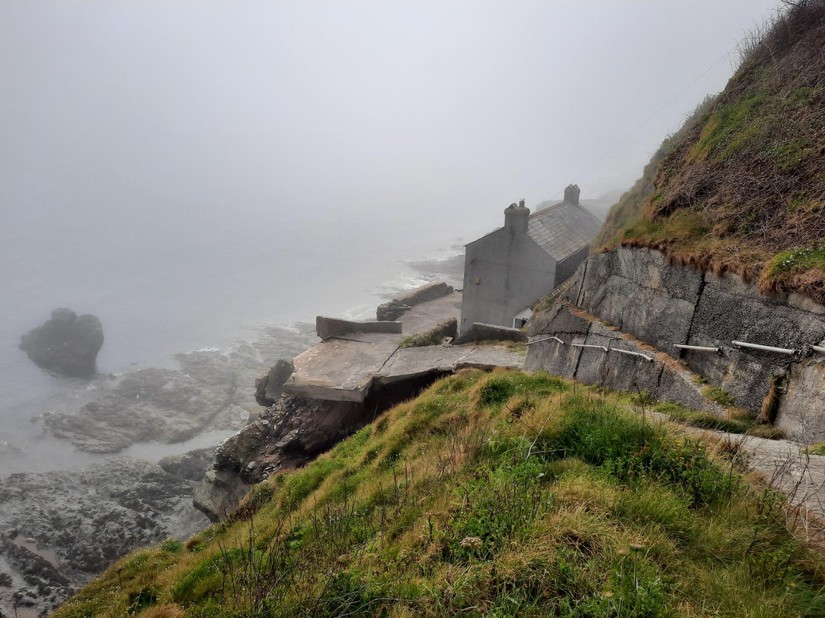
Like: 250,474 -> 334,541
527,199 -> 603,261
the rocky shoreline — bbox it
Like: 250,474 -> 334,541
0,323 -> 317,617
0,257 -> 468,617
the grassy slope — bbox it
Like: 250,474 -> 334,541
56,369 -> 825,618
601,0 -> 825,305
594,96 -> 714,249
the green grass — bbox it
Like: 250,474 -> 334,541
688,92 -> 768,162
806,442 -> 825,456
398,334 -> 439,348
764,242 -> 825,279
654,401 -> 784,439
703,385 -> 737,408
55,371 -> 825,618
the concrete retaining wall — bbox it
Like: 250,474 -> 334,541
565,247 -> 825,414
316,316 -> 402,340
774,359 -> 825,442
526,303 -> 712,411
377,281 -> 454,321
455,322 -> 527,345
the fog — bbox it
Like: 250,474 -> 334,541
0,4 -> 792,609
0,0 -> 782,410
2,1 -> 780,234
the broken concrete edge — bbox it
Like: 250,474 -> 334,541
455,322 -> 528,345
376,281 -> 454,321
283,381 -> 370,403
315,315 -> 402,340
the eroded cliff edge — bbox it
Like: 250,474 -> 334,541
527,246 -> 825,439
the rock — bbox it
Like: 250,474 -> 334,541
158,447 -> 217,482
19,308 -> 104,377
44,364 -> 244,453
42,327 -> 318,454
192,469 -> 251,522
572,248 -> 702,357
254,359 -> 295,407
0,458 -> 209,616
775,359 -> 825,442
194,394 -> 367,519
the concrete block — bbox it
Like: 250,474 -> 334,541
377,281 -> 454,321
454,322 -> 527,345
315,316 -> 402,340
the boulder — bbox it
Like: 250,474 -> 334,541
19,308 -> 104,377
254,358 -> 295,407
158,447 -> 217,482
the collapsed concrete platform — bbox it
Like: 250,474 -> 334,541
284,285 -> 524,402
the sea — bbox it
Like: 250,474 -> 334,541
0,192 -> 474,478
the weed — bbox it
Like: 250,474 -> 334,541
704,386 -> 737,407
161,538 -> 183,553
398,334 -> 439,348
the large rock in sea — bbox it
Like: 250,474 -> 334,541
19,308 -> 104,377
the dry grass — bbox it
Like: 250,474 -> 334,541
603,0 -> 825,305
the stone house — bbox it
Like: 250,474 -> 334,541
460,185 -> 602,333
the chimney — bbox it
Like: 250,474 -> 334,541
564,184 -> 581,205
504,200 -> 530,234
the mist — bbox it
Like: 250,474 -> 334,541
0,0 -> 782,453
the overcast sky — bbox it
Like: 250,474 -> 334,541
1,0 -> 782,241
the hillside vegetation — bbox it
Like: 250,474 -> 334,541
56,369 -> 825,617
600,0 -> 825,304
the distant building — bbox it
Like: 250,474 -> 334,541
460,185 -> 602,333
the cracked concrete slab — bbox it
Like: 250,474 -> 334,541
286,291 -> 491,402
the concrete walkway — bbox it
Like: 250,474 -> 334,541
670,420 -> 825,546
284,291 -> 524,402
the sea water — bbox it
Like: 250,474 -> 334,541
0,190 -> 471,477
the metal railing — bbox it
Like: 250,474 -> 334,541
527,335 -> 565,346
732,340 -> 797,356
571,342 -> 608,352
674,343 -> 721,354
531,332 -> 822,363
610,348 -> 653,362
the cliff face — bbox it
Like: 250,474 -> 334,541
527,246 -> 825,439
603,0 -> 825,306
558,2 -> 825,438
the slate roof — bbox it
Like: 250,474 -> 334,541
527,200 -> 603,261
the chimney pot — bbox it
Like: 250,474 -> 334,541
564,184 -> 581,205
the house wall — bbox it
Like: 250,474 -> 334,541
554,244 -> 590,288
460,228 -> 556,333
